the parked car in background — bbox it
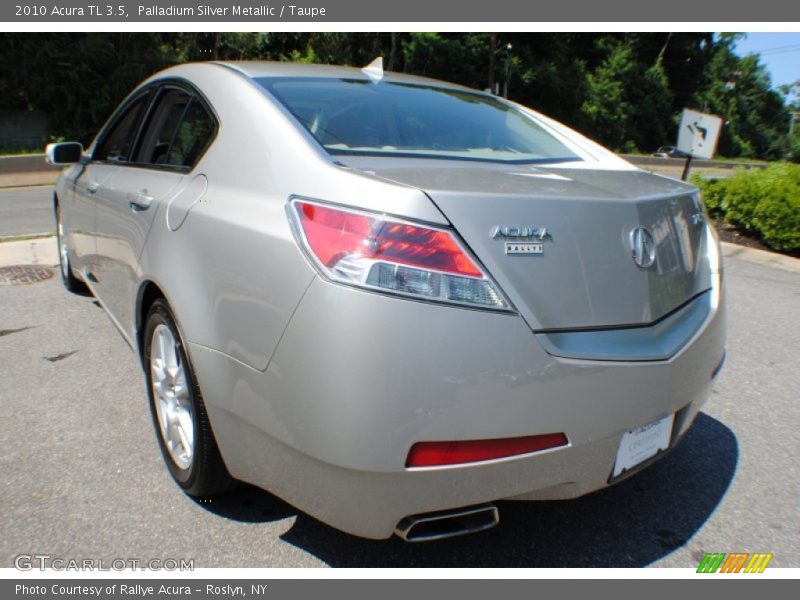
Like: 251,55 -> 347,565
46,61 -> 725,541
652,145 -> 690,158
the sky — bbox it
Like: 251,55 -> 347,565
734,32 -> 800,92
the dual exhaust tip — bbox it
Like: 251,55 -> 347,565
394,503 -> 499,542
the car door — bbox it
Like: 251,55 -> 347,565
60,161 -> 108,275
92,85 -> 216,338
69,90 -> 153,276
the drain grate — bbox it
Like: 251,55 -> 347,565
0,265 -> 56,285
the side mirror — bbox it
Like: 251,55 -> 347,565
46,142 -> 83,166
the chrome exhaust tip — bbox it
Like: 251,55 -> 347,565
394,503 -> 499,542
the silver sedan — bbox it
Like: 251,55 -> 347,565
47,60 -> 725,541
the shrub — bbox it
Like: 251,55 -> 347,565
692,163 -> 800,252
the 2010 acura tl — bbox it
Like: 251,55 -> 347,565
47,60 -> 725,541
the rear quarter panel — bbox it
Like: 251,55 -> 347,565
137,63 -> 445,371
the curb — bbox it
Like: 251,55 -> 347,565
0,172 -> 59,188
0,236 -> 58,268
1,236 -> 797,274
0,153 -> 60,188
720,242 -> 800,274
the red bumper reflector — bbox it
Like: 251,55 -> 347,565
406,433 -> 569,468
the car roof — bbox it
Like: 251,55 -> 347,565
210,60 -> 478,93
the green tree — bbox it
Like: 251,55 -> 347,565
695,35 -> 789,159
0,32 -> 794,161
581,38 -> 672,152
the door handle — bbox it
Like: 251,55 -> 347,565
129,190 -> 154,212
86,181 -> 100,195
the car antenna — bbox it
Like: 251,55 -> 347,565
361,57 -> 384,83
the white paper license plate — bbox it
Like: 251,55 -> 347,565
612,413 -> 674,478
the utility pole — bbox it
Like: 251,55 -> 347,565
488,33 -> 497,94
503,53 -> 511,98
213,32 -> 221,60
388,32 -> 398,71
487,36 -> 512,96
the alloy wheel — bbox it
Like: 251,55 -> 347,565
150,323 -> 194,470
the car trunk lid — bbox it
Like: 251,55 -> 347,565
338,157 -> 712,330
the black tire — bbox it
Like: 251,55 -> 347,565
55,200 -> 86,294
143,299 -> 233,496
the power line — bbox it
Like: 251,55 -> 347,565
756,44 -> 800,56
741,41 -> 800,54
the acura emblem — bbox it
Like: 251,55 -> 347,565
630,227 -> 656,268
492,225 -> 552,256
491,225 -> 552,241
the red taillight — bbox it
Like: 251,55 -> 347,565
295,201 -> 482,277
296,202 -> 371,268
289,199 -> 511,311
406,433 -> 568,468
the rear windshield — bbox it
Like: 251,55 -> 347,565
257,77 -> 581,164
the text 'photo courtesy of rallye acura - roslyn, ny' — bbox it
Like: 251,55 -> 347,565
46,57 -> 725,542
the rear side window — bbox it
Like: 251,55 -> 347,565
164,99 -> 216,168
135,88 -> 192,166
94,91 -> 152,162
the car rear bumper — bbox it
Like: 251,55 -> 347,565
189,275 -> 726,539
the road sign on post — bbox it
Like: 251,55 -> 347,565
676,108 -> 723,180
677,109 -> 722,159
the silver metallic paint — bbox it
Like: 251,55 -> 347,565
338,158 -> 712,330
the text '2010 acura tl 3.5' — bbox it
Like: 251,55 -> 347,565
47,59 -> 725,541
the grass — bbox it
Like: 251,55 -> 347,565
0,232 -> 54,243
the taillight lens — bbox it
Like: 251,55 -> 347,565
289,199 -> 511,311
406,433 -> 569,468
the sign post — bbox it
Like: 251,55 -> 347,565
676,109 -> 723,180
681,155 -> 693,181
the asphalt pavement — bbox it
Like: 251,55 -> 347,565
0,247 -> 798,567
0,185 -> 54,238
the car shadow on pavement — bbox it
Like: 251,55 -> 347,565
190,484 -> 296,524
197,411 -> 738,567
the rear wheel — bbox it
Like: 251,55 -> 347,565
144,299 -> 233,496
55,200 -> 85,293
